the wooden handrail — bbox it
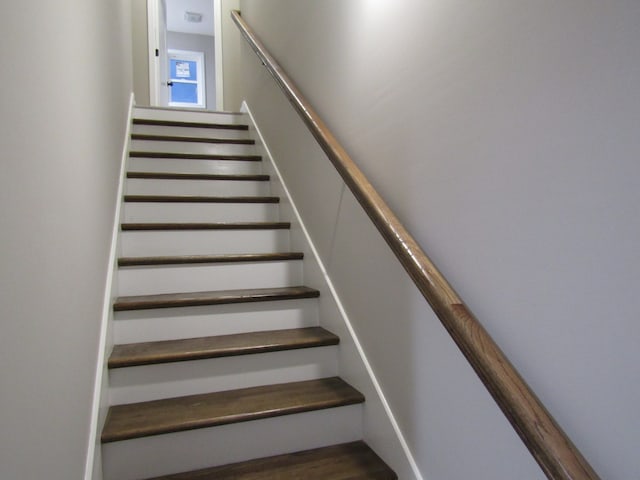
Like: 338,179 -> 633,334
231,10 -> 600,480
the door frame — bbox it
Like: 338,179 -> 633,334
147,0 -> 222,109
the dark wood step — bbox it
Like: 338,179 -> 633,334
101,377 -> 364,443
118,252 -> 304,267
127,172 -> 269,181
129,151 -> 262,161
144,441 -> 397,480
121,221 -> 290,231
109,327 -> 339,368
133,118 -> 249,130
113,285 -> 319,311
123,195 -> 279,204
131,134 -> 255,145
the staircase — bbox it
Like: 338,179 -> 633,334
100,107 -> 397,479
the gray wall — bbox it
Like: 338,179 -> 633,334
131,0 -> 150,106
0,1 -> 133,478
238,1 -> 640,479
167,31 -> 216,109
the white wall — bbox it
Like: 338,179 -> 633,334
0,1 -> 133,478
167,31 -> 216,109
237,1 -> 640,479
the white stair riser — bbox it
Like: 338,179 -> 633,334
132,124 -> 250,139
123,202 -> 279,223
113,299 -> 319,344
125,178 -> 270,196
101,404 -> 363,480
117,261 -> 303,296
120,230 -> 290,257
130,139 -> 256,156
133,108 -> 246,124
129,157 -> 262,175
109,346 -> 339,404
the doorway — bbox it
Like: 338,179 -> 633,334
147,0 -> 219,109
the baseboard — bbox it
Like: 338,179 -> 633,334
241,101 -> 423,480
84,92 -> 135,480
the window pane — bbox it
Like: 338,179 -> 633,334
170,82 -> 198,104
170,59 -> 197,81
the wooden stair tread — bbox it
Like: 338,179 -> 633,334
131,133 -> 255,145
127,172 -> 270,181
133,118 -> 249,130
129,151 -> 262,161
121,221 -> 290,231
109,327 -> 339,368
123,195 -> 279,203
101,377 -> 364,443
113,285 -> 319,311
118,252 -> 304,267
144,441 -> 397,479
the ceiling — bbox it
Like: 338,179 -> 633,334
165,0 -> 215,36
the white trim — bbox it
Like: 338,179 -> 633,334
213,0 -> 224,110
147,0 -> 160,106
241,101 -> 424,480
83,93 -> 135,480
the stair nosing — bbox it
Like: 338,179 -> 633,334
120,221 -> 290,231
108,327 -> 339,368
118,252 -> 304,267
133,118 -> 249,130
126,172 -> 270,181
123,195 -> 280,204
129,151 -> 262,161
131,134 -> 255,145
101,377 -> 364,443
113,285 -> 319,311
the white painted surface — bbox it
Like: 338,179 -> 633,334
130,138 -> 256,155
126,177 -> 270,196
85,94 -> 136,480
113,298 -> 319,343
238,1 -> 640,478
134,106 -> 244,122
117,260 -> 302,295
132,123 -> 249,139
128,157 -> 262,175
123,201 -> 279,222
109,346 -> 339,403
102,404 -> 362,480
121,229 -> 290,256
0,1 -> 133,478
166,0 -> 215,36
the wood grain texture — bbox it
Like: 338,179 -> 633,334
113,285 -> 319,311
144,441 -> 396,479
129,151 -> 262,161
123,195 -> 279,203
131,133 -> 254,145
126,172 -> 270,181
120,221 -> 290,231
108,327 -> 339,368
101,377 -> 364,443
232,10 -> 600,480
133,118 -> 249,130
118,252 -> 303,267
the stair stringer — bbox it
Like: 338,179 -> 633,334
84,93 -> 136,480
242,101 -> 423,480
